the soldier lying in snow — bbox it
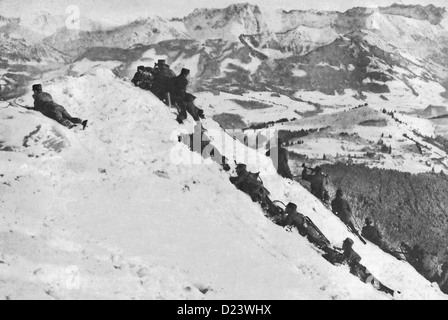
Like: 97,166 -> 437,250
278,203 -> 330,249
31,84 -> 88,130
228,164 -> 283,217
323,238 -> 396,296
230,164 -> 270,204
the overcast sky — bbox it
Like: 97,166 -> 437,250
1,0 -> 446,25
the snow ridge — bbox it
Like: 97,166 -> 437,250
0,67 -> 446,300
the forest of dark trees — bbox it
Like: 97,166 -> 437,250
321,163 -> 448,264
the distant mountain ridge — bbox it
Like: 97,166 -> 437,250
42,16 -> 191,58
2,3 -> 448,102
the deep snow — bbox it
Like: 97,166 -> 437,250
0,67 -> 446,300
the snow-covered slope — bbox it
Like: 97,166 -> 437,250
0,66 -> 446,300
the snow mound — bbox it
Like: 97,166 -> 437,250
0,67 -> 446,300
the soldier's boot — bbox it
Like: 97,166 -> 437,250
60,119 -> 76,129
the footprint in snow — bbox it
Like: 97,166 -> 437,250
154,171 -> 170,179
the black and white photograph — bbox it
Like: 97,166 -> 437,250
1,0 -> 448,302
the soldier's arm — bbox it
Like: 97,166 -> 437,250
346,200 -> 352,214
179,79 -> 188,97
331,201 -> 337,214
131,75 -> 136,84
377,229 -> 383,241
302,169 -> 311,182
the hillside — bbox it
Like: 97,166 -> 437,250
0,66 -> 446,300
321,163 -> 448,264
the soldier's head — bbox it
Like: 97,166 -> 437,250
336,189 -> 344,198
343,238 -> 354,249
365,217 -> 374,226
315,166 -> 323,174
158,59 -> 166,66
236,164 -> 247,175
181,68 -> 190,77
32,84 -> 42,94
285,203 -> 297,214
137,66 -> 145,73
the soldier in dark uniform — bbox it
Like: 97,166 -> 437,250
342,238 -> 362,275
153,60 -> 176,101
331,189 -> 356,228
132,66 -> 154,91
151,60 -> 176,101
362,217 -> 383,247
439,263 -> 448,294
169,68 -> 201,123
31,84 -> 87,130
284,203 -> 308,235
131,66 -> 146,87
302,166 -> 327,202
362,217 -> 402,260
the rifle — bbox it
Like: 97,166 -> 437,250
347,224 -> 367,245
11,99 -> 33,110
304,216 -> 331,247
302,163 -> 329,178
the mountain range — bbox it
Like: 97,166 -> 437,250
2,3 -> 448,99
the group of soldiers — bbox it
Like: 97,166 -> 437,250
299,163 -> 448,293
26,60 -> 202,129
228,163 -> 396,296
131,60 -> 205,124
299,161 -> 448,293
400,243 -> 448,293
26,60 -> 201,129
233,147 -> 448,295
23,61 -> 447,296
